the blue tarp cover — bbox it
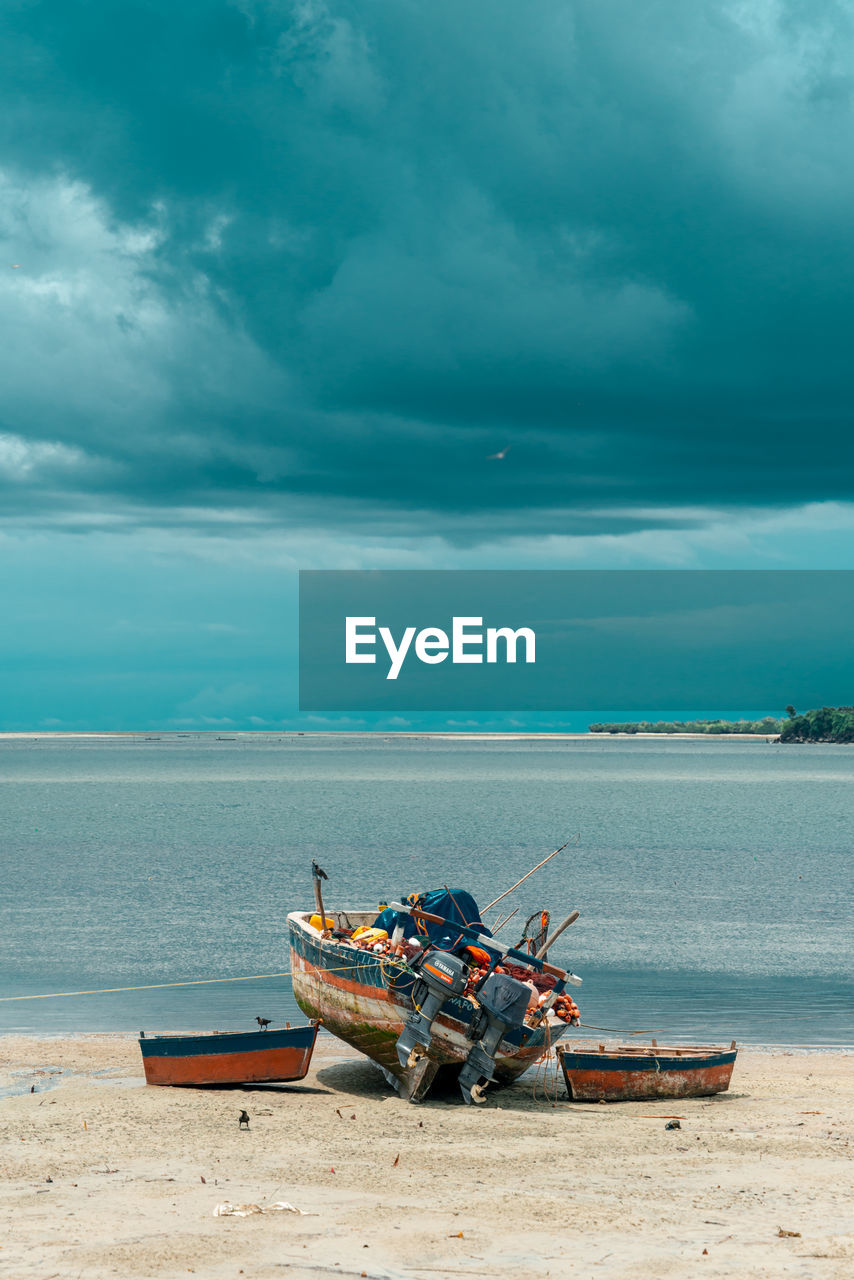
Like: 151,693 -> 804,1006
374,888 -> 492,952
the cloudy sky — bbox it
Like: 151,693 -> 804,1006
2,0 -> 853,728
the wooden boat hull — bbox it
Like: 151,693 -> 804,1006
557,1044 -> 737,1101
139,1024 -> 319,1087
288,911 -> 568,1099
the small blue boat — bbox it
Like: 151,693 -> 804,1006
139,1023 -> 319,1087
557,1041 -> 738,1101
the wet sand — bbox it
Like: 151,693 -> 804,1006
1,1036 -> 851,1279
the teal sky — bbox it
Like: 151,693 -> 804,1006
2,2 -> 854,729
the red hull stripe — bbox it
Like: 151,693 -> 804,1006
142,1045 -> 314,1086
558,1053 -> 736,1101
294,955 -> 390,1002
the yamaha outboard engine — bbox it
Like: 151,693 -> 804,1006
458,971 -> 531,1104
396,951 -> 469,1070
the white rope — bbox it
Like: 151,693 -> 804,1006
0,971 -> 295,1001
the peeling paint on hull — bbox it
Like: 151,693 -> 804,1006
556,1046 -> 737,1101
287,912 -> 569,1092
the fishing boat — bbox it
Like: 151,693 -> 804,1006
556,1041 -> 738,1101
138,1023 -> 319,1087
288,883 -> 583,1104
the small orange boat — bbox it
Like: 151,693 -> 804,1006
557,1041 -> 737,1101
139,1023 -> 319,1087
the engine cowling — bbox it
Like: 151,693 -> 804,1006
395,950 -> 469,1070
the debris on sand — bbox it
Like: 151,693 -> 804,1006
213,1201 -> 314,1218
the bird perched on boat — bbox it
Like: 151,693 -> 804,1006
238,1110 -> 250,1130
256,1017 -> 271,1031
312,861 -> 328,881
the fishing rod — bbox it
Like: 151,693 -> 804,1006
491,906 -> 519,934
482,835 -> 578,913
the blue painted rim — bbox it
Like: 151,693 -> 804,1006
557,1048 -> 737,1072
139,1025 -> 316,1058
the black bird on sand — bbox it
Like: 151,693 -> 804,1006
256,1017 -> 272,1031
238,1110 -> 250,1130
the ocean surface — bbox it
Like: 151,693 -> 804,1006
0,734 -> 851,1048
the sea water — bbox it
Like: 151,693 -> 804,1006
0,734 -> 851,1047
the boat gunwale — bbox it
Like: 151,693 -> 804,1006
139,1023 -> 319,1059
556,1043 -> 737,1073
287,909 -> 570,1054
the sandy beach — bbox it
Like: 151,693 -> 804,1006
1,1036 -> 851,1280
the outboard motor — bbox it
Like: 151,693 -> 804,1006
396,950 -> 469,1070
458,971 -> 531,1104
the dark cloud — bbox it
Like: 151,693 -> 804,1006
2,0 -> 854,536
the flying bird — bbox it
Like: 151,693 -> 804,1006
256,1017 -> 271,1031
238,1110 -> 250,1130
487,446 -> 510,460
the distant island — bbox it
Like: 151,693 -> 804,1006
588,717 -> 783,736
776,706 -> 854,743
589,707 -> 854,743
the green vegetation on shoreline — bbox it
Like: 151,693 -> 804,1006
778,706 -> 854,743
589,706 -> 854,742
588,717 -> 783,736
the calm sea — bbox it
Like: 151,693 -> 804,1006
1,735 -> 851,1047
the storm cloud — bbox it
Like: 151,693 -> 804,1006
2,0 -> 854,538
